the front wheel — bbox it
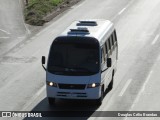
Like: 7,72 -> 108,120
48,97 -> 55,105
95,88 -> 104,106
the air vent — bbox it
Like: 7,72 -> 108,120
77,21 -> 97,26
58,84 -> 86,90
68,27 -> 89,34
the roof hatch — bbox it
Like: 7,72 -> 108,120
77,21 -> 97,26
67,27 -> 90,35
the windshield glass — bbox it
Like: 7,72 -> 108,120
48,37 -> 100,76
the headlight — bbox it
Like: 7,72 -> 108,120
47,81 -> 57,87
87,83 -> 100,88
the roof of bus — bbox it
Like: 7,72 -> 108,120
59,19 -> 115,46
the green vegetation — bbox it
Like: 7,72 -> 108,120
24,0 -> 64,26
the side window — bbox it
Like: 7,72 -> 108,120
108,38 -> 111,50
101,45 -> 106,63
111,33 -> 115,50
111,34 -> 114,45
105,42 -> 108,54
109,37 -> 113,51
114,30 -> 117,44
101,48 -> 105,63
103,45 -> 106,61
106,39 -> 110,56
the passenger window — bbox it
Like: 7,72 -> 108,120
101,45 -> 107,63
109,37 -> 113,50
106,40 -> 110,51
106,39 -> 111,56
108,38 -> 111,50
114,30 -> 117,42
103,45 -> 107,60
101,48 -> 105,63
111,34 -> 114,45
113,30 -> 117,46
105,42 -> 108,54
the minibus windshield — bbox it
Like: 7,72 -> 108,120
48,37 -> 100,76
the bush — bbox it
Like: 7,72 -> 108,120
24,0 -> 63,26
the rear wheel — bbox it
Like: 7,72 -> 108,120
95,87 -> 104,106
48,97 -> 55,105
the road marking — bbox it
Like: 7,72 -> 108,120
130,71 -> 153,111
112,7 -> 127,20
152,34 -> 159,45
118,8 -> 126,15
0,29 -> 11,34
119,79 -> 132,96
112,0 -> 134,21
141,71 -> 153,92
0,37 -> 10,39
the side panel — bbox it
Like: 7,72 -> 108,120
101,45 -> 112,91
100,29 -> 118,91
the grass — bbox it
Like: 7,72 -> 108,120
24,0 -> 64,26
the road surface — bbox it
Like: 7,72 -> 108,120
0,0 -> 160,120
0,0 -> 29,56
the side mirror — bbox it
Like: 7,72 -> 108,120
42,56 -> 46,71
107,58 -> 112,67
42,56 -> 45,64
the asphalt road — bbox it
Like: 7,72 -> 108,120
0,0 -> 29,56
0,0 -> 160,120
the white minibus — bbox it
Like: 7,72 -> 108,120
42,19 -> 118,105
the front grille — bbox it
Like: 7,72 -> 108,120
58,84 -> 86,90
57,92 -> 87,97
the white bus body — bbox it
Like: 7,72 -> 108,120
42,19 -> 118,105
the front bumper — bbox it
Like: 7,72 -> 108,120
47,85 -> 101,100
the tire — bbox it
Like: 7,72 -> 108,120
48,97 -> 55,105
95,88 -> 104,106
108,74 -> 114,90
